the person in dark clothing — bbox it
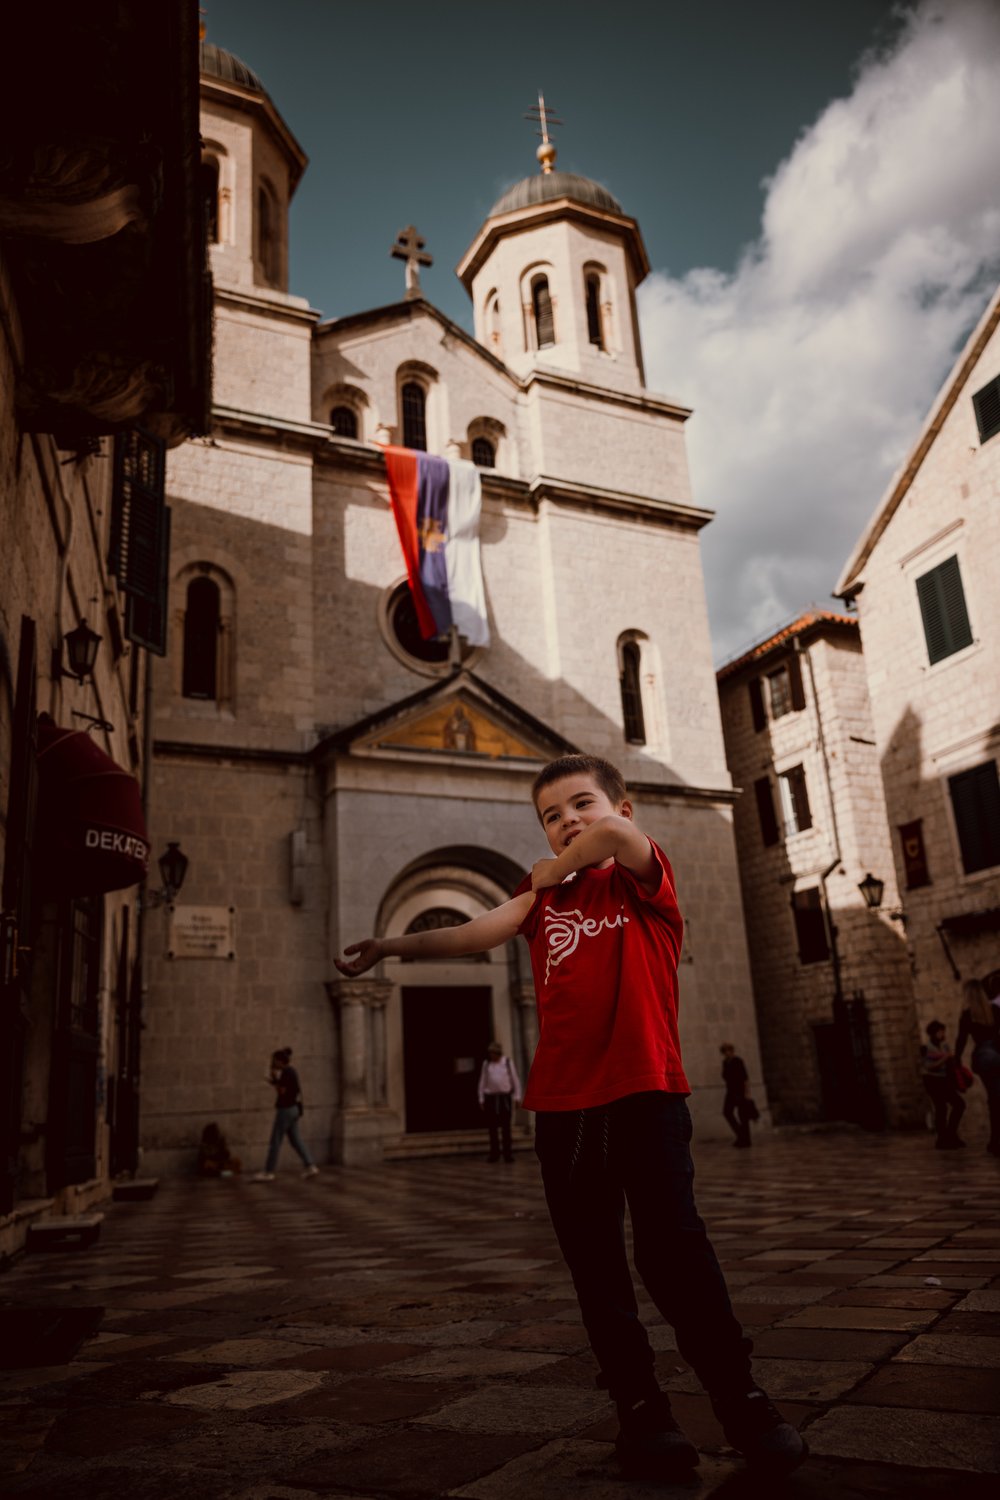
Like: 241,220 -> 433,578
956,980 -> 1000,1156
250,1047 -> 318,1180
720,1043 -> 751,1148
920,1020 -> 966,1149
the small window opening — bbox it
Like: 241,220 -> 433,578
182,576 -> 221,700
585,272 -> 604,349
330,406 -> 358,438
401,381 -> 427,451
532,276 -> 555,348
257,183 -> 279,285
767,665 -> 792,719
471,436 -> 495,468
778,764 -> 812,835
620,641 -> 646,744
200,157 -> 220,245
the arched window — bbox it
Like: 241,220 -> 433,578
330,405 -> 358,438
257,181 -> 280,285
620,640 -> 646,745
182,577 -> 221,700
200,156 -> 220,246
532,276 -> 555,348
585,271 -> 604,349
401,381 -> 427,450
471,436 -> 495,468
484,290 -> 502,352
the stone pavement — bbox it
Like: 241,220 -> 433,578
1,1128 -> 998,1499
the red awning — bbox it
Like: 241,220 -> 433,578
36,718 -> 150,896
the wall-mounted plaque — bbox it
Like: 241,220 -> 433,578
168,905 -> 236,960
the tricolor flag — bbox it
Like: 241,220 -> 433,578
384,446 -> 490,647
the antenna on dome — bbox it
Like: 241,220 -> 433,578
524,92 -> 562,174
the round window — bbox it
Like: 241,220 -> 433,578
381,581 -> 480,676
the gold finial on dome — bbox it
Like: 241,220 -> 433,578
525,91 -> 563,175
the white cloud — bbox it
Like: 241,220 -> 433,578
637,0 -> 1000,662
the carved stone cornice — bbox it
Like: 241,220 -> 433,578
0,143 -> 151,245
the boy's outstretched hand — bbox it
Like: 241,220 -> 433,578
334,939 -> 382,977
531,858 -> 563,890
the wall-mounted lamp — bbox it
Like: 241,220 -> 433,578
145,842 -> 190,908
56,619 -> 102,684
858,872 -> 906,924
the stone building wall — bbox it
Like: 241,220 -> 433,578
718,623 -> 921,1127
840,294 -> 1000,1140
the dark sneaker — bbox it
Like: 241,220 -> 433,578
712,1387 -> 807,1473
615,1392 -> 699,1478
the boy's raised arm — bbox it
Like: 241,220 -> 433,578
335,890 -> 536,977
532,814 -> 658,892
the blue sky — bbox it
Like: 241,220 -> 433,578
204,1 -> 1000,659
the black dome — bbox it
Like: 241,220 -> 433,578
490,171 -> 624,218
200,40 -> 264,94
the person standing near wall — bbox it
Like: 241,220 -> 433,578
720,1043 -> 752,1148
956,980 -> 1000,1157
477,1041 -> 522,1162
920,1020 -> 966,1150
251,1048 -> 319,1181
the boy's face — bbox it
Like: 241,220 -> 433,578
535,772 -> 632,857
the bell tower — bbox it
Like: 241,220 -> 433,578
457,98 -> 650,394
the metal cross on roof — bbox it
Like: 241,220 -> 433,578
524,91 -> 563,173
391,225 -> 433,301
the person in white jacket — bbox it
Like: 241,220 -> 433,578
478,1041 -> 522,1161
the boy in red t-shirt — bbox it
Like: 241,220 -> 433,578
336,753 -> 806,1478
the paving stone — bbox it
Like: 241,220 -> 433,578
270,1341 -> 428,1372
154,1369 -> 325,1411
892,1333 -> 1000,1367
487,1322 -> 589,1354
847,1364 -> 1000,1415
416,1383 -> 607,1434
805,1404 -> 1000,1472
861,1273 -> 990,1290
955,1291 -> 1000,1313
727,1282 -> 832,1304
275,1375 -> 464,1423
450,1436 -> 733,1498
932,1311 -> 1000,1337
778,1304 -> 935,1332
43,1402 -> 206,1456
285,1428 -> 537,1494
823,1288 -> 957,1310
159,1338 -> 321,1367
390,1346 -> 559,1379
664,1356 -> 872,1402
751,1327 -> 909,1362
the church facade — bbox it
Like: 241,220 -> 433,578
141,45 -> 762,1170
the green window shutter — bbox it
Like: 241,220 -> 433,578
788,650 -> 806,711
949,761 -> 1000,875
754,777 -> 779,846
125,506 -> 171,657
972,375 -> 1000,444
748,677 -> 766,732
109,430 -> 167,602
915,555 -> 972,665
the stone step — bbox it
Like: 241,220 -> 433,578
384,1128 -> 532,1160
112,1177 -> 160,1202
27,1214 -> 103,1252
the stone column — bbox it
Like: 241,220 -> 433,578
511,978 -> 538,1072
325,976 -> 395,1165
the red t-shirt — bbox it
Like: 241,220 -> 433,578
517,838 -> 689,1111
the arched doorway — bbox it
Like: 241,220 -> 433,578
378,858 -> 532,1151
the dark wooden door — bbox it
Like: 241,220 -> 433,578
402,986 -> 492,1133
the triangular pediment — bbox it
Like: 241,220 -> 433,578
323,671 -> 576,767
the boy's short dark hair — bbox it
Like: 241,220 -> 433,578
532,754 -> 627,816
